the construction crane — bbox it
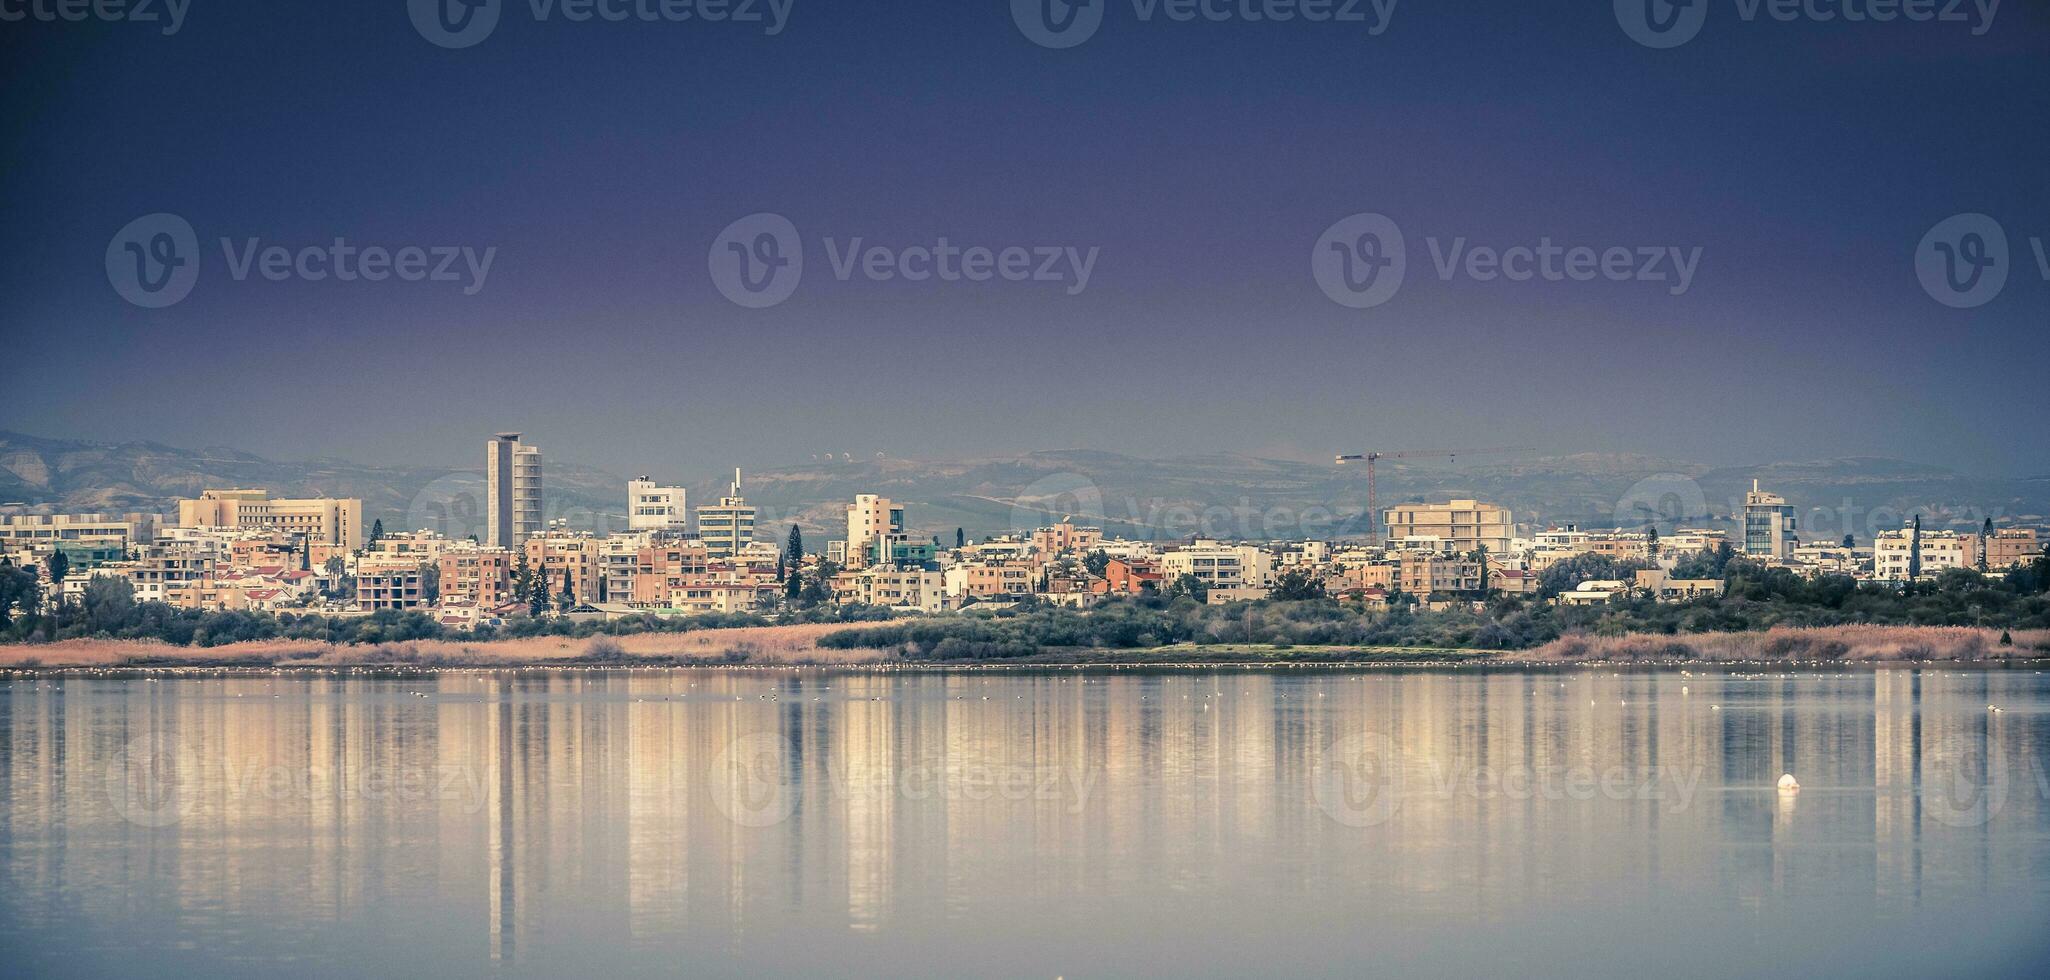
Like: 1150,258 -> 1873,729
1334,447 -> 1530,545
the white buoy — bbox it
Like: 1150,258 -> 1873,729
1777,773 -> 1799,792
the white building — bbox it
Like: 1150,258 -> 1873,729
627,478 -> 689,532
1873,525 -> 1969,582
1158,540 -> 1272,593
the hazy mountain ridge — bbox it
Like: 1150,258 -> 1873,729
3,433 -> 2042,544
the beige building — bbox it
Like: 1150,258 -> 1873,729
1032,520 -> 1102,557
1394,552 -> 1482,599
1983,528 -> 2042,569
1158,540 -> 1272,592
1382,500 -> 1512,556
840,565 -> 945,613
1873,525 -> 1969,582
0,512 -> 156,552
357,567 -> 425,611
437,546 -> 514,607
524,533 -> 602,604
177,490 -> 363,551
846,494 -> 904,568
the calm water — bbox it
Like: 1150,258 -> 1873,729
3,668 -> 2048,978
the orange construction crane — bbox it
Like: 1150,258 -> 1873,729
1334,447 -> 1530,545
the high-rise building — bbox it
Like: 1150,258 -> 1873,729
486,433 -> 543,548
1740,480 -> 1797,558
628,478 -> 689,532
695,469 -> 756,558
845,494 -> 905,568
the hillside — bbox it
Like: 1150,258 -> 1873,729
3,431 -> 2042,544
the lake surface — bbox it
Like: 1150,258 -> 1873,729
3,667 -> 2048,978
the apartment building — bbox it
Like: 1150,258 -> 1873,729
1873,525 -> 1969,582
178,489 -> 364,550
1031,520 -> 1102,557
524,533 -> 602,604
846,494 -> 904,568
1381,500 -> 1512,556
437,546 -> 514,607
0,513 -> 156,554
1159,540 -> 1272,593
1394,552 -> 1482,599
841,565 -> 944,613
627,478 -> 689,532
1983,528 -> 2042,569
631,541 -> 712,607
93,544 -> 215,603
944,560 -> 1035,599
357,567 -> 425,611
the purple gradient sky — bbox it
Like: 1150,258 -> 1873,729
3,2 -> 2046,480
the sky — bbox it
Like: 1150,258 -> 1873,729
2,1 -> 2046,482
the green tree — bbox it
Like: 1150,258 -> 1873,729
787,525 -> 804,564
1166,573 -> 1209,604
1909,514 -> 1923,582
1084,549 -> 1110,576
785,570 -> 803,603
1645,527 -> 1660,558
1980,517 -> 1994,570
1268,566 -> 1326,602
369,519 -> 384,544
557,570 -> 574,612
1842,533 -> 1855,548
513,550 -> 533,600
530,570 -> 549,617
44,551 -> 70,599
955,528 -> 966,549
1474,544 -> 1491,595
0,559 -> 40,631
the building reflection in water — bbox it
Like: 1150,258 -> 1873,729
0,668 -> 2045,973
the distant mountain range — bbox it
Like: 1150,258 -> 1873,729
3,431 -> 2043,545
